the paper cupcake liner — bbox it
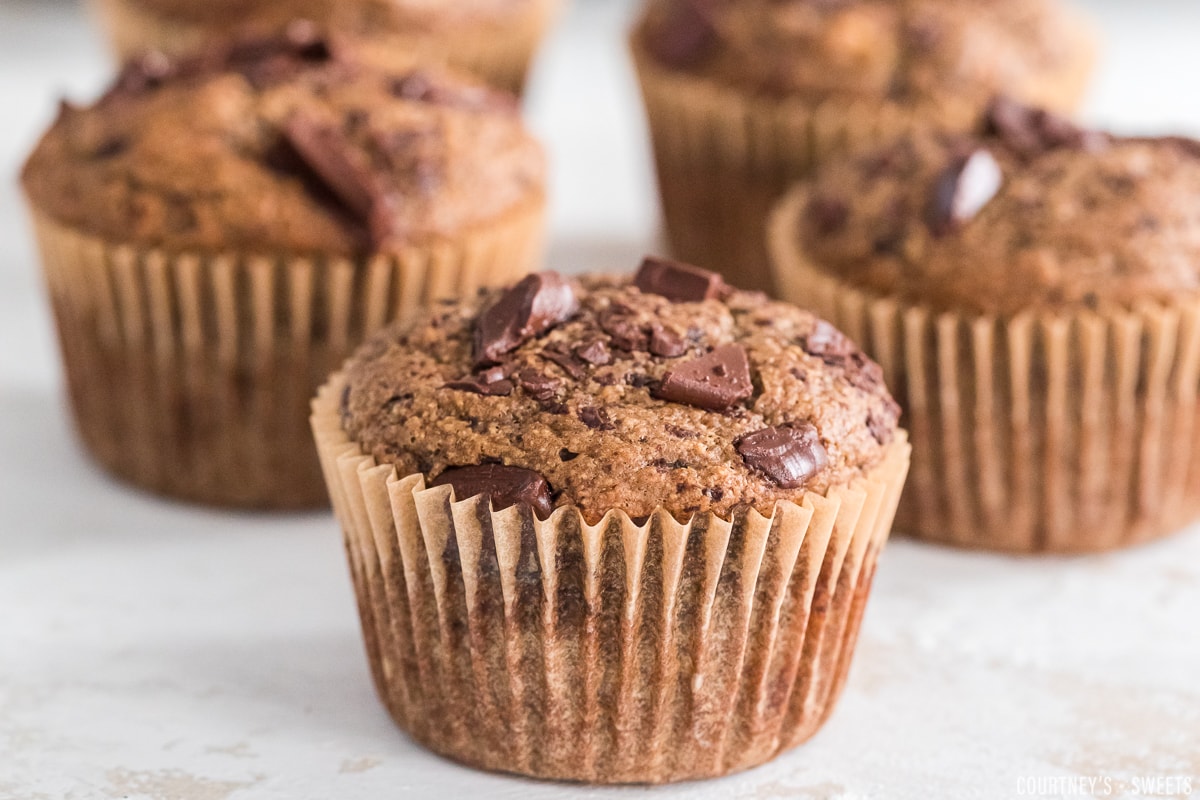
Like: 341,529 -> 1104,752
769,187 -> 1200,553
311,373 -> 910,783
30,203 -> 544,509
87,0 -> 561,95
630,31 -> 1093,295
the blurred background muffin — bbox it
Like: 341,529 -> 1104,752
21,24 -> 547,508
89,0 -> 563,94
632,0 -> 1096,294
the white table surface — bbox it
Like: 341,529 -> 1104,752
2,2 -> 1199,798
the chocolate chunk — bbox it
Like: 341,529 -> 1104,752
516,369 -> 560,402
806,195 -> 850,235
737,423 -> 829,489
634,255 -> 726,302
985,96 -> 1109,158
927,148 -> 1003,236
801,320 -> 855,365
627,374 -> 655,388
702,487 -> 724,502
540,347 -> 586,380
282,114 -> 397,247
578,406 -> 615,431
574,338 -> 612,366
666,424 -> 699,439
442,376 -> 514,396
599,308 -> 650,352
559,448 -> 579,462
390,70 -> 516,113
654,344 -> 754,411
432,464 -> 554,518
645,0 -> 719,68
867,411 -> 896,446
649,324 -> 688,358
474,273 -> 579,367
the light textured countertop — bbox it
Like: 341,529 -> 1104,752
2,2 -> 1198,799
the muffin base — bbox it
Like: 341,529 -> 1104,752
631,29 -> 1094,296
770,187 -> 1200,553
311,373 -> 910,783
30,203 -> 544,509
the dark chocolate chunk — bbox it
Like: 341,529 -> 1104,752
801,320 -> 855,365
432,464 -> 554,517
559,448 -> 579,462
540,347 -> 586,380
985,96 -> 1109,158
666,424 -> 699,439
578,406 -> 615,431
627,374 -> 656,388
474,273 -> 579,367
649,324 -> 688,358
516,369 -> 560,402
927,147 -> 1003,236
737,423 -> 829,489
654,344 -> 754,411
806,195 -> 850,235
281,114 -> 397,247
442,377 -> 514,396
645,0 -> 719,68
599,308 -> 650,352
702,487 -> 725,502
574,339 -> 612,366
634,255 -> 726,302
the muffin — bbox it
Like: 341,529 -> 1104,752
632,0 -> 1095,294
310,257 -> 910,783
769,98 -> 1200,553
22,25 -> 546,508
90,0 -> 562,95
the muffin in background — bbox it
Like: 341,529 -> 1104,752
769,99 -> 1200,553
311,257 -> 910,783
631,0 -> 1095,294
22,24 -> 546,509
89,0 -> 562,95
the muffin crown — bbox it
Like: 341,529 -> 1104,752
792,99 -> 1200,315
20,22 -> 545,255
339,258 -> 901,522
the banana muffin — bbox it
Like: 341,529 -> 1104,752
770,98 -> 1200,552
311,257 -> 910,782
632,0 -> 1095,293
22,24 -> 546,508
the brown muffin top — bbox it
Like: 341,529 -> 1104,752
124,0 -> 535,29
636,0 -> 1087,112
788,99 -> 1200,316
21,24 -> 545,255
340,258 -> 901,522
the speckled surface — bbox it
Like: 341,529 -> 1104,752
3,1 -> 1200,798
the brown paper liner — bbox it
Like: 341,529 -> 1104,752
769,187 -> 1200,553
631,29 -> 1094,295
87,0 -> 562,95
30,202 -> 544,509
310,373 -> 910,783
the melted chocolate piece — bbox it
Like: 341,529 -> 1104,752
654,344 -> 754,411
634,255 -> 726,302
927,148 -> 1003,236
578,406 -> 615,430
737,423 -> 829,489
474,273 -> 579,367
574,339 -> 613,366
645,0 -> 719,69
442,377 -> 514,396
432,464 -> 554,518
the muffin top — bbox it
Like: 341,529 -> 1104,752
124,0 -> 536,29
637,0 -> 1086,112
789,99 -> 1200,316
21,23 -> 545,255
340,257 -> 901,522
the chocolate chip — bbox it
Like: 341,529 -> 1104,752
627,374 -> 656,389
574,339 -> 612,366
649,324 -> 688,358
654,344 -> 754,411
645,0 -> 719,68
281,114 -> 397,247
432,464 -> 554,518
806,195 -> 850,235
442,378 -> 514,396
599,308 -> 650,352
985,96 -> 1109,159
666,424 -> 699,439
737,423 -> 829,489
91,137 -> 129,160
578,406 -> 615,431
927,148 -> 1003,236
559,448 -> 580,462
634,255 -> 726,302
702,487 -> 724,502
474,273 -> 579,367
516,369 -> 560,402
801,320 -> 855,365
540,347 -> 586,380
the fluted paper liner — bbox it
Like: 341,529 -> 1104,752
630,30 -> 1093,295
88,0 -> 561,95
311,373 -> 910,783
30,202 -> 544,508
770,187 -> 1200,553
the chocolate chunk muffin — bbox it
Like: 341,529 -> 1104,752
769,99 -> 1200,552
631,0 -> 1096,293
311,258 -> 910,783
22,25 -> 546,508
90,0 -> 562,94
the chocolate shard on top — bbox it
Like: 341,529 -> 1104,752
645,0 -> 720,69
927,147 -> 1003,236
281,113 -> 397,247
654,344 -> 754,411
432,464 -> 554,518
984,96 -> 1109,159
634,255 -> 726,302
474,273 -> 580,367
737,423 -> 829,489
